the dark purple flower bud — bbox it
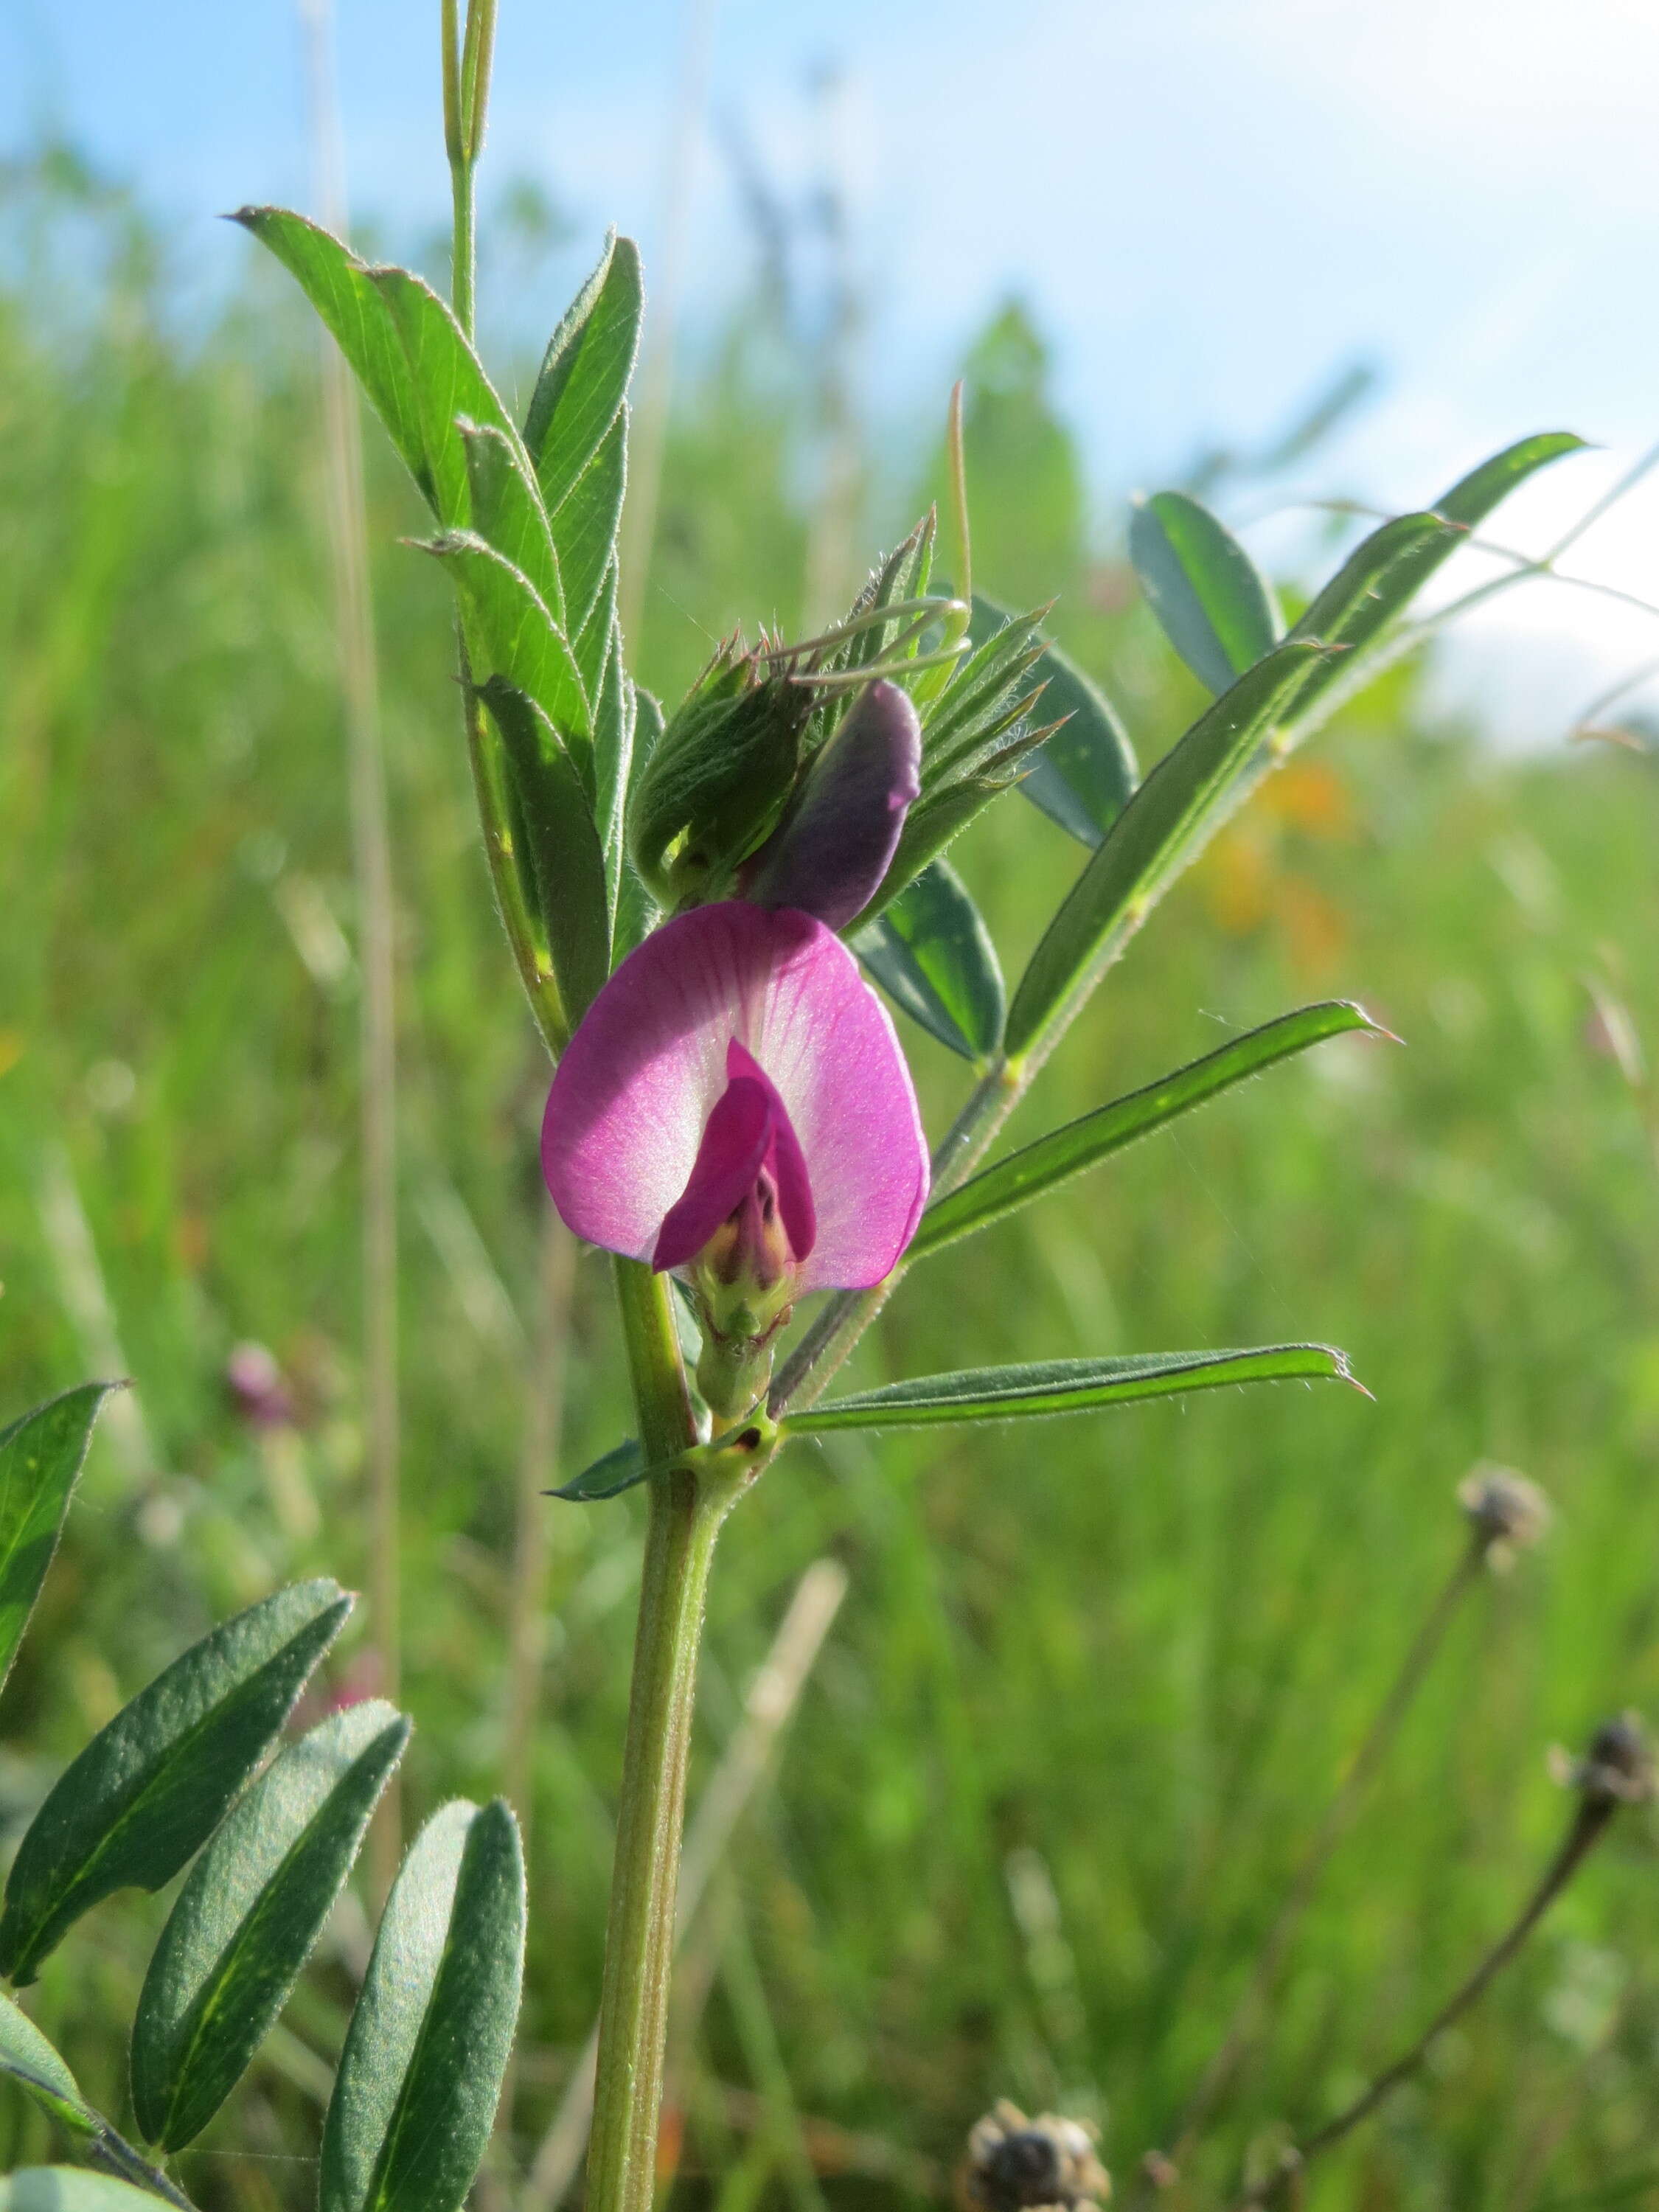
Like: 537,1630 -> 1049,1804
742,678 -> 921,931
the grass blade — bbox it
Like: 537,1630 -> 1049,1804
1130,490 -> 1283,693
0,1383 -> 117,1697
131,1702 -> 409,2151
1005,639 -> 1331,1062
911,1001 -> 1387,1259
792,1345 -> 1360,1432
856,860 -> 1005,1061
0,1581 -> 351,1984
321,1799 -> 526,2212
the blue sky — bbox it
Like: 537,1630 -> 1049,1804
10,0 -> 1659,738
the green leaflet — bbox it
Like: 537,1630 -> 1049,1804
231,208 -> 431,504
1288,511 -> 1460,664
856,861 -> 1005,1062
460,421 -> 567,631
0,1580 -> 351,1985
478,679 -> 611,1034
970,594 -> 1136,846
792,1345 -> 1359,1432
1279,434 -> 1584,726
1129,490 -> 1283,694
426,532 -> 591,758
131,1702 -> 410,2152
0,1383 -> 116,1697
612,686 -> 664,963
524,232 -> 643,517
0,2176 -> 173,2211
552,1437 -> 650,1502
321,1800 -> 525,2212
370,266 -> 529,530
1004,639 -> 1331,1062
911,1001 -> 1388,1259
1435,429 -> 1586,526
0,1994 -> 92,2138
593,623 -> 634,923
549,406 -> 627,639
574,556 -> 619,705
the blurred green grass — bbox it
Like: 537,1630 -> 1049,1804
3,160 -> 1659,2209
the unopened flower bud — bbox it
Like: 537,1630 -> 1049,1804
1457,1463 -> 1551,1569
743,678 -> 922,930
630,639 -> 815,904
1554,1711 -> 1656,1809
960,2101 -> 1110,2212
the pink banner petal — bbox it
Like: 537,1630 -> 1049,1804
542,902 -> 928,1290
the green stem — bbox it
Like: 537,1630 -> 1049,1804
585,1259 -> 723,2212
449,150 -> 477,347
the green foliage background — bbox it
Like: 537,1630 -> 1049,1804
4,156 -> 1659,2207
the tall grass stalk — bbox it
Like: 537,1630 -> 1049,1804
616,0 -> 721,645
301,0 -> 403,1893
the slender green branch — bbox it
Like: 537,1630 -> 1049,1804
1228,1798 -> 1617,2211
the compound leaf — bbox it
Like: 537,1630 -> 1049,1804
0,1581 -> 351,1984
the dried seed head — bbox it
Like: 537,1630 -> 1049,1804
1554,1711 -> 1656,1809
961,2100 -> 1110,2211
1457,1463 -> 1551,1569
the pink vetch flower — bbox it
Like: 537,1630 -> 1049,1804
541,900 -> 929,1410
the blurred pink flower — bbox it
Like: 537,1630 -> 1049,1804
224,1340 -> 294,1430
541,902 -> 928,1298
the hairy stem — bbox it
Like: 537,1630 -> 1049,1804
1229,1799 -> 1615,2210
585,1258 -> 717,2212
